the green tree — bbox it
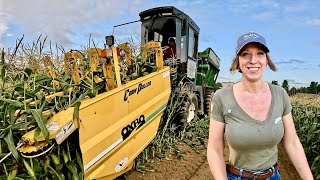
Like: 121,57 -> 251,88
297,87 -> 308,93
271,80 -> 278,85
289,87 -> 297,95
282,80 -> 289,93
307,81 -> 318,94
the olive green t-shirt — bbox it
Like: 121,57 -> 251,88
210,83 -> 292,170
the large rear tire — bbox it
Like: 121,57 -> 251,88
176,93 -> 199,125
204,89 -> 215,116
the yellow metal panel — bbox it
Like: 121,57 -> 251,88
127,68 -> 170,113
81,67 -> 171,179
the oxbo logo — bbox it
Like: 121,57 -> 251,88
121,115 -> 146,140
123,81 -> 151,101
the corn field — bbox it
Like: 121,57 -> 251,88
290,94 -> 320,179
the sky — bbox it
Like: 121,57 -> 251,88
0,0 -> 319,88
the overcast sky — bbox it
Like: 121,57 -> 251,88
1,0 -> 319,87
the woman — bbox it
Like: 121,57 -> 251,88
207,31 -> 314,180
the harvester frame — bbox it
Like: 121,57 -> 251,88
16,41 -> 171,179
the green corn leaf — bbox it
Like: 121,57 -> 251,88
78,172 -> 83,180
33,127 -> 41,143
66,163 -> 78,177
4,129 -> 19,160
34,75 -> 52,84
39,95 -> 47,112
67,140 -> 71,161
47,166 -> 63,180
31,109 -> 49,142
44,157 -> 50,173
8,105 -> 16,125
69,89 -> 89,108
51,154 -> 60,166
76,150 -> 83,172
31,87 -> 42,96
23,160 -> 35,179
10,121 -> 31,131
33,158 -> 43,175
62,149 -> 69,163
50,76 -> 69,85
56,164 -> 64,171
2,163 -> 8,177
68,93 -> 78,106
1,49 -> 5,90
0,98 -> 23,107
7,168 -> 17,180
73,102 -> 81,121
0,126 -> 9,138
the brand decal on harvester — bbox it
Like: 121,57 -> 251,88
121,115 -> 145,140
123,81 -> 151,101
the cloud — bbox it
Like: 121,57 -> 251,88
0,11 -> 9,43
284,3 -> 313,13
251,12 -> 276,21
287,79 -> 296,83
0,22 -> 8,36
227,0 -> 279,13
275,59 -> 304,64
6,33 -> 13,37
290,63 -> 320,71
305,18 -> 320,26
2,0 -> 141,47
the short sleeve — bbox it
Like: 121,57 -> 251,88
282,88 -> 292,116
210,90 -> 225,123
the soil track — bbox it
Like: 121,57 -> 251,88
125,141 -> 300,180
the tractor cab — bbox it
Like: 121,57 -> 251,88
139,6 -> 200,79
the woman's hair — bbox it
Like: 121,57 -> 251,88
229,54 -> 277,73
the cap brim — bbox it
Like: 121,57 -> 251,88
236,41 -> 269,54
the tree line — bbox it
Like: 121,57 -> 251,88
271,80 -> 320,95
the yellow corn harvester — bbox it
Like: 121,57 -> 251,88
18,41 -> 171,179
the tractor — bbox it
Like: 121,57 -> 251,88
138,6 -> 220,123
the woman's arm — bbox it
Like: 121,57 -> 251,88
282,112 -> 314,180
207,118 -> 227,180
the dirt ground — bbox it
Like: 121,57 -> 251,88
125,142 -> 300,180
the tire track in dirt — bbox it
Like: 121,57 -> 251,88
126,143 -> 208,180
125,142 -> 300,180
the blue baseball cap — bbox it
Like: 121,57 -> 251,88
236,31 -> 269,55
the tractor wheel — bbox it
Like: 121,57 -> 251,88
177,93 -> 199,125
204,89 -> 215,116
